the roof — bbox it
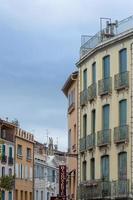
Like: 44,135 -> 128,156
62,71 -> 78,97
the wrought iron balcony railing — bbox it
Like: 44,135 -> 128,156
88,83 -> 97,101
97,129 -> 111,147
98,77 -> 112,96
8,157 -> 14,165
80,89 -> 88,106
86,133 -> 95,150
114,125 -> 129,144
114,71 -> 129,90
80,137 -> 86,152
78,180 -> 111,199
1,155 -> 7,164
112,179 -> 129,198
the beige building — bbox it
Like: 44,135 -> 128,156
62,71 -> 78,200
15,128 -> 34,200
77,16 -> 133,199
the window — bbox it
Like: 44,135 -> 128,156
2,191 -> 5,200
9,168 -> 12,176
30,192 -> 32,200
91,110 -> 96,133
25,191 -> 27,200
9,147 -> 12,158
47,192 -> 50,200
16,163 -> 19,178
92,62 -> 96,83
25,165 -> 28,179
68,129 -> 71,152
119,100 -> 127,126
21,191 -> 23,200
83,69 -> 87,90
118,152 -> 127,179
8,192 -> 12,200
83,114 -> 87,137
2,144 -> 5,156
101,155 -> 109,180
103,55 -> 110,78
41,191 -> 43,200
103,105 -> 110,129
17,144 -> 22,156
90,158 -> 95,180
27,148 -> 31,160
2,167 -> 5,177
30,167 -> 32,180
68,89 -> 75,107
119,48 -> 127,72
82,161 -> 86,181
36,191 -> 38,200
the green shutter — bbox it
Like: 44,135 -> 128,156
83,114 -> 87,137
2,145 -> 5,156
9,147 -> 12,158
119,100 -> 127,126
83,69 -> 87,90
92,62 -> 96,83
119,49 -> 127,72
103,56 -> 110,78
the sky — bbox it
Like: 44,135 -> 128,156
0,0 -> 133,151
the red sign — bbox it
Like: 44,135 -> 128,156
59,165 -> 66,198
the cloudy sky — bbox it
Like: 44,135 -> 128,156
0,0 -> 133,150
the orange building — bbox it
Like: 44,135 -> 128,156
15,128 -> 34,200
62,71 -> 78,200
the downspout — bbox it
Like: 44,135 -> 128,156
130,42 -> 133,197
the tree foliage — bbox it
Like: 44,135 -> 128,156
0,175 -> 14,191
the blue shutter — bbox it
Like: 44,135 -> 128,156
119,152 -> 127,179
103,105 -> 109,129
92,62 -> 96,83
101,156 -> 109,180
2,145 -> 5,156
9,147 -> 12,158
83,114 -> 87,137
2,191 -> 5,200
8,192 -> 12,200
119,49 -> 127,72
91,110 -> 96,133
83,69 -> 87,89
119,100 -> 127,126
103,56 -> 110,78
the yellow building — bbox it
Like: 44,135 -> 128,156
62,71 -> 78,200
77,16 -> 133,199
15,128 -> 34,200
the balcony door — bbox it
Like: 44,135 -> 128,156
119,100 -> 127,126
103,105 -> 109,130
101,155 -> 109,180
103,56 -> 110,79
119,49 -> 127,73
118,152 -> 127,179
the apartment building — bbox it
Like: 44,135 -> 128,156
15,128 -> 34,200
62,71 -> 78,200
77,16 -> 133,199
0,119 -> 16,200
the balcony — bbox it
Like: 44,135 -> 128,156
8,157 -> 14,165
114,125 -> 129,144
1,155 -> 7,164
80,89 -> 88,106
114,71 -> 129,90
86,133 -> 95,150
68,102 -> 75,114
98,77 -> 112,96
112,179 -> 129,198
88,83 -> 97,101
80,137 -> 86,152
78,180 -> 111,199
97,129 -> 111,147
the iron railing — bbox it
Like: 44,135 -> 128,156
114,71 -> 129,90
112,179 -> 129,198
97,129 -> 111,147
88,83 -> 97,101
80,89 -> 88,106
80,137 -> 86,152
98,77 -> 112,96
114,125 -> 129,144
1,155 -> 7,164
86,133 -> 95,150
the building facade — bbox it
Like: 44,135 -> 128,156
15,128 -> 34,200
62,71 -> 78,200
0,119 -> 16,200
78,16 -> 133,199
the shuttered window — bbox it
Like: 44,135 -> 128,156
9,147 -> 12,158
119,99 -> 127,126
8,192 -> 12,200
119,49 -> 127,72
103,55 -> 110,78
90,158 -> 95,180
103,105 -> 110,129
101,155 -> 109,180
118,152 -> 127,179
92,62 -> 96,83
83,69 -> 87,90
91,110 -> 96,133
83,114 -> 87,137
